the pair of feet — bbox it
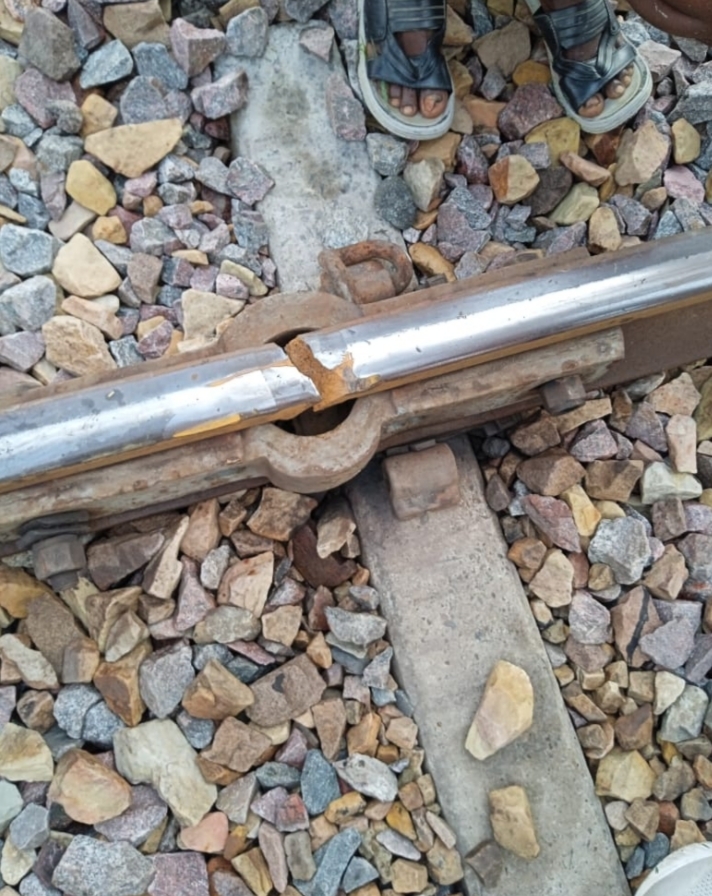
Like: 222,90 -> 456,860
383,0 -> 634,124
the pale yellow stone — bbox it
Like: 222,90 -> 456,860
61,295 -> 124,341
528,550 -> 573,607
525,117 -> 580,166
561,484 -> 601,537
91,216 -> 126,244
587,206 -> 622,254
48,748 -> 132,824
219,260 -> 266,297
595,749 -> 656,801
671,118 -> 701,165
66,160 -> 117,215
84,119 -> 182,178
181,289 -> 244,339
42,316 -> 116,377
465,660 -> 533,760
52,233 -> 121,298
550,183 -> 600,225
615,121 -> 670,187
80,94 -> 118,138
408,243 -> 455,282
0,723 -> 54,781
0,203 -> 24,224
489,785 -> 540,859
489,155 -> 540,205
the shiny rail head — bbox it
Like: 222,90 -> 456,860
286,231 -> 712,409
0,343 -> 320,493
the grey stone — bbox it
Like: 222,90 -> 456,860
226,157 -> 274,205
324,607 -> 387,648
195,156 -> 230,194
681,787 -> 712,822
375,828 -> 420,860
120,77 -> 169,124
53,685 -> 102,740
19,194 -> 51,231
644,833 -> 670,869
200,545 -> 232,590
95,242 -> 133,275
82,701 -> 125,747
191,70 -> 248,120
130,218 -> 177,256
568,591 -> 612,645
342,857 -> 378,893
373,176 -> 416,230
80,40 -> 135,89
47,100 -> 84,135
361,646 -> 393,689
642,462 -> 703,503
19,872 -> 61,896
226,8 -> 269,57
52,836 -> 154,896
35,135 -> 84,173
9,804 -> 50,851
44,724 -> 82,760
95,785 -> 167,846
9,168 -> 40,197
194,605 -> 261,643
110,337 -> 144,368
256,762 -> 302,790
0,331 -> 45,370
659,684 -> 709,742
294,827 -> 361,896
640,619 -> 697,670
138,643 -> 195,719
3,104 -> 39,139
301,750 -> 340,816
0,779 -> 23,834
175,711 -> 215,750
19,9 -> 80,82
216,771 -> 259,824
672,81 -> 712,124
587,517 -> 650,585
685,635 -> 712,685
133,42 -> 188,90
0,227 -> 58,277
285,831 -> 316,881
284,0 -> 328,23
366,133 -> 408,176
679,534 -> 712,596
333,754 -> 398,801
654,209 -> 684,240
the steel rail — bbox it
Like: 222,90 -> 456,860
0,344 -> 319,493
1,231 -> 712,495
287,230 -> 712,408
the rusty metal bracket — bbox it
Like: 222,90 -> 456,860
318,241 -> 413,305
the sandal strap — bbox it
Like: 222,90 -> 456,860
385,0 -> 446,34
533,0 -> 636,109
533,0 -> 612,54
363,0 -> 451,92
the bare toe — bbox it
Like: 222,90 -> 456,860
400,86 -> 417,116
579,93 -> 604,118
388,83 -> 401,108
419,88 -> 447,119
605,78 -> 625,100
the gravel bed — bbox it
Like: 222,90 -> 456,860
474,360 -> 712,890
0,489 -> 465,896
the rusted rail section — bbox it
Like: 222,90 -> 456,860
1,231 -> 712,551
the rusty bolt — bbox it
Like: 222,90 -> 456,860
539,375 -> 587,416
383,443 -> 461,521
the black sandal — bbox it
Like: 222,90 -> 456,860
357,0 -> 454,140
525,0 -> 652,134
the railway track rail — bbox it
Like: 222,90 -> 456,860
2,229 -> 712,553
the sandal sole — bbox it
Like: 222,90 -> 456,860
523,0 -> 653,134
356,0 -> 455,141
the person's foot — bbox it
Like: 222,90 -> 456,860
380,29 -> 449,119
542,0 -> 634,118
